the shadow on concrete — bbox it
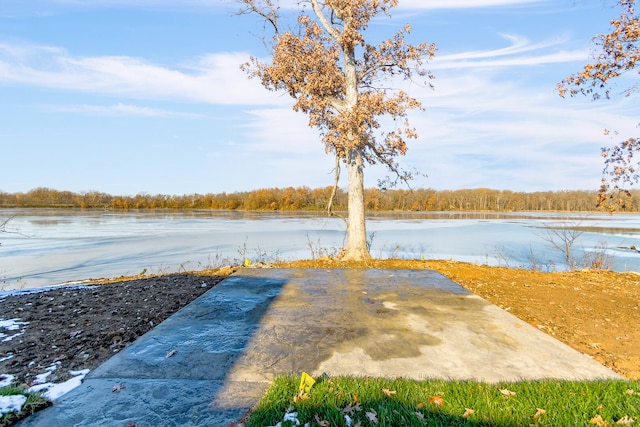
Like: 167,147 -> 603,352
17,273 -> 289,427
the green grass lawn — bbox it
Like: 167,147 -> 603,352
245,376 -> 640,426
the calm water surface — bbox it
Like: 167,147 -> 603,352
1,209 -> 639,290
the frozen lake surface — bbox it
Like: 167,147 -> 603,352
1,209 -> 639,290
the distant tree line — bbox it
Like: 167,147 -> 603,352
0,186 -> 639,212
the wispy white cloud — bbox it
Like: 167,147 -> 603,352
241,108 -> 321,155
0,42 -> 283,106
46,0 -> 229,7
432,33 -> 588,69
45,102 -> 202,118
395,66 -> 639,191
398,0 -> 549,10
34,0 -> 547,10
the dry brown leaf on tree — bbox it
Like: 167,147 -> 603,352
238,0 -> 436,261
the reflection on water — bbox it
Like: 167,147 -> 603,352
0,209 -> 638,290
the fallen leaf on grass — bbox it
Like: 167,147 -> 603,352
293,389 -> 308,403
616,416 -> 635,425
382,388 -> 396,397
314,414 -> 329,426
625,389 -> 636,395
342,402 -> 362,415
499,388 -> 516,398
591,414 -> 609,426
533,408 -> 546,420
429,395 -> 444,407
366,409 -> 378,424
414,412 -> 424,421
462,408 -> 475,419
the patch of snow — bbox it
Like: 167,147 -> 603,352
0,318 -> 29,343
0,354 -> 14,363
0,395 -> 27,415
0,374 -> 15,387
28,369 -> 90,401
33,363 -> 59,385
0,283 -> 97,299
269,407 -> 306,427
0,319 -> 28,331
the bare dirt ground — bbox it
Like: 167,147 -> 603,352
0,271 -> 228,388
0,261 -> 638,424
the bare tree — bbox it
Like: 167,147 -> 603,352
539,220 -> 584,270
558,0 -> 640,211
238,0 -> 435,260
0,217 -> 12,246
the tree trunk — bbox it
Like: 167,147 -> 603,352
342,148 -> 371,261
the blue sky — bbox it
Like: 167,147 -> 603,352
0,0 -> 638,196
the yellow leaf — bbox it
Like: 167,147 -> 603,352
429,395 -> 444,407
534,408 -> 546,420
499,388 -> 516,398
293,389 -> 308,403
382,388 -> 396,397
298,372 -> 315,394
462,408 -> 475,419
591,414 -> 609,426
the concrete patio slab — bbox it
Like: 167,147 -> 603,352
17,269 -> 621,427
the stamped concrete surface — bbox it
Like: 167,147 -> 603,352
18,269 -> 621,427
